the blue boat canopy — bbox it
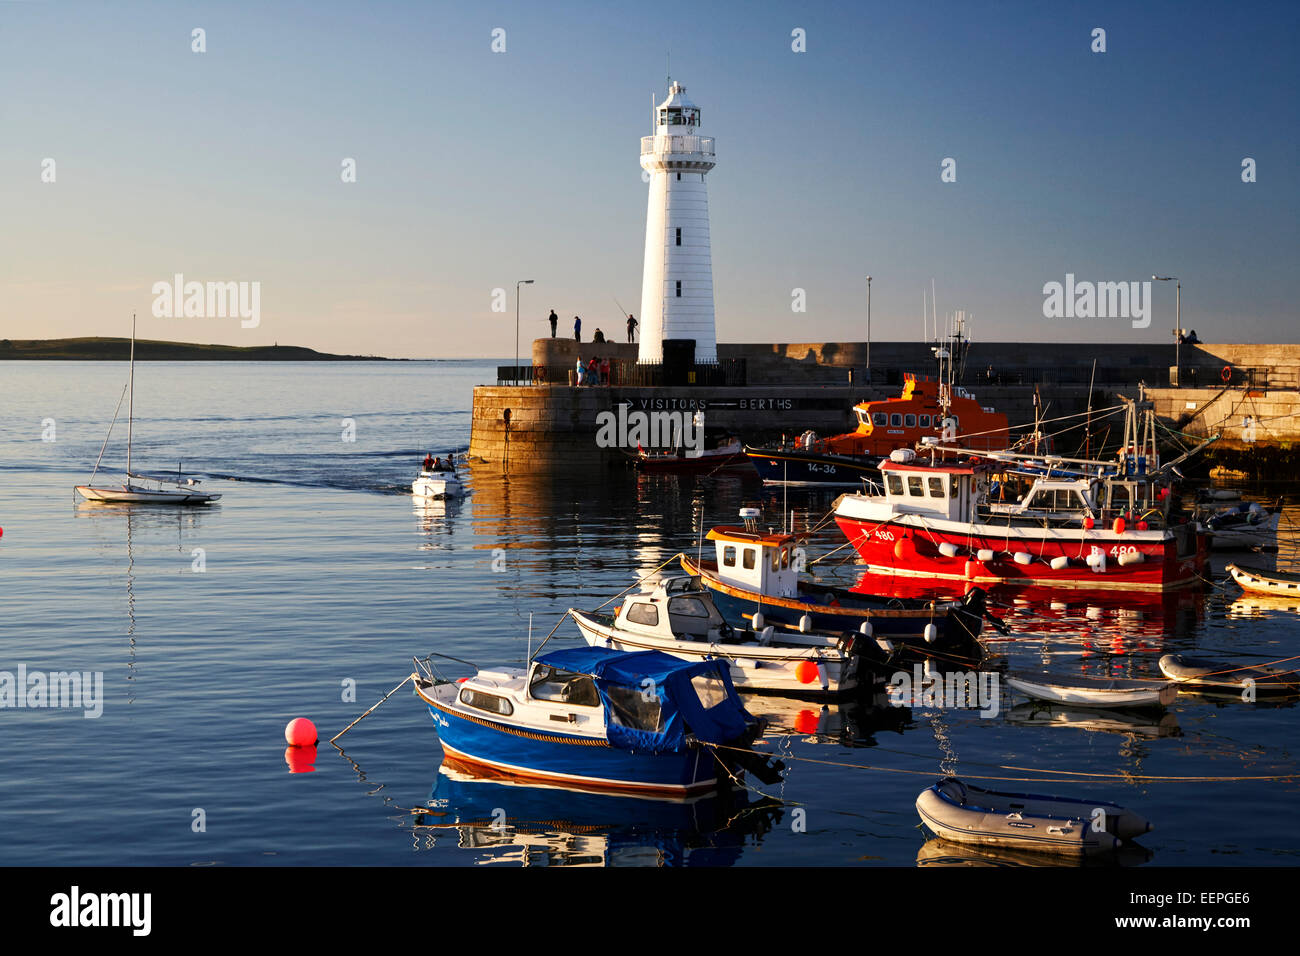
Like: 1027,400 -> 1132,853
535,647 -> 753,753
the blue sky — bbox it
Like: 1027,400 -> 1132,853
1,0 -> 1295,357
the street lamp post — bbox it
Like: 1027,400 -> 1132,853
515,279 -> 534,385
1153,275 -> 1180,384
866,276 -> 872,383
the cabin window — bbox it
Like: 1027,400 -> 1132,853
873,413 -> 887,426
890,414 -> 903,427
691,673 -> 731,709
459,688 -> 514,716
743,548 -> 757,570
928,476 -> 945,497
675,228 -> 682,246
668,596 -> 711,618
529,666 -> 600,707
904,414 -> 917,428
887,474 -> 904,496
920,415 -> 931,428
675,281 -> 682,297
605,686 -> 664,732
722,546 -> 736,567
770,547 -> 780,572
780,546 -> 789,569
626,603 -> 660,627
907,475 -> 924,496
856,409 -> 870,427
950,477 -> 960,497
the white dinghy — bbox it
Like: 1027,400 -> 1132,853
75,315 -> 221,505
916,777 -> 1152,858
1004,672 -> 1176,709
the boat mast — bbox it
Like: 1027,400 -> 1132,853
126,313 -> 135,481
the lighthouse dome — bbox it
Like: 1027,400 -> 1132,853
657,81 -> 701,129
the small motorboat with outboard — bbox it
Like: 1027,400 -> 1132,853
413,454 -> 463,499
412,647 -> 782,797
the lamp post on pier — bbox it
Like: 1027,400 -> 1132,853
1153,275 -> 1180,385
865,276 -> 872,383
515,279 -> 534,385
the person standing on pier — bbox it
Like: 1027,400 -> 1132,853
626,314 -> 637,343
574,315 -> 582,341
548,310 -> 558,337
593,328 -> 605,343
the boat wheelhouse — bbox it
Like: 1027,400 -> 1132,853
679,514 -> 992,659
745,372 -> 1012,487
833,448 -> 1206,591
412,646 -> 773,797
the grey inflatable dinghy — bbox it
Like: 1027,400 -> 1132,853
915,777 -> 1152,857
1158,654 -> 1300,695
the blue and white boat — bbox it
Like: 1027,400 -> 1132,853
412,647 -> 779,798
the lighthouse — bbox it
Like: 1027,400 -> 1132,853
638,81 -> 718,364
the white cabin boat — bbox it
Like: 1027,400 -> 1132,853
569,577 -> 870,698
412,467 -> 463,499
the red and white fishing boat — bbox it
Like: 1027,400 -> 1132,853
833,402 -> 1211,592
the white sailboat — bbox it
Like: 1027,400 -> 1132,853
75,316 -> 221,505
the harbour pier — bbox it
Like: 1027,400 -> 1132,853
468,340 -> 1300,473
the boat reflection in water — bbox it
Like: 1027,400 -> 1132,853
741,688 -> 912,747
917,836 -> 1153,868
407,766 -> 782,867
1006,701 -> 1181,740
412,494 -> 461,540
848,571 -> 1204,644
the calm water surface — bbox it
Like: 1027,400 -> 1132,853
1,361 -> 1297,866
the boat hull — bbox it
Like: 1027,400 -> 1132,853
834,509 -> 1206,592
744,447 -> 879,487
572,613 -> 861,699
419,687 -> 718,797
1004,675 -> 1177,708
75,485 -> 220,504
916,778 -> 1149,857
1228,562 -> 1300,596
412,472 -> 463,499
680,554 -> 985,661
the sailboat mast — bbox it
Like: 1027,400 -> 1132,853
126,314 -> 135,480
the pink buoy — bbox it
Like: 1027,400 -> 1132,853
285,717 -> 317,747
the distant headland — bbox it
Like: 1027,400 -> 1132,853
0,337 -> 397,361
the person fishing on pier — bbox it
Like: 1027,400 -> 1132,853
574,315 -> 582,341
626,313 -> 637,343
548,309 -> 558,337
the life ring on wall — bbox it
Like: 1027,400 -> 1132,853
1221,366 -> 1232,383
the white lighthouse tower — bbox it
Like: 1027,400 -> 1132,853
638,81 -> 717,364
